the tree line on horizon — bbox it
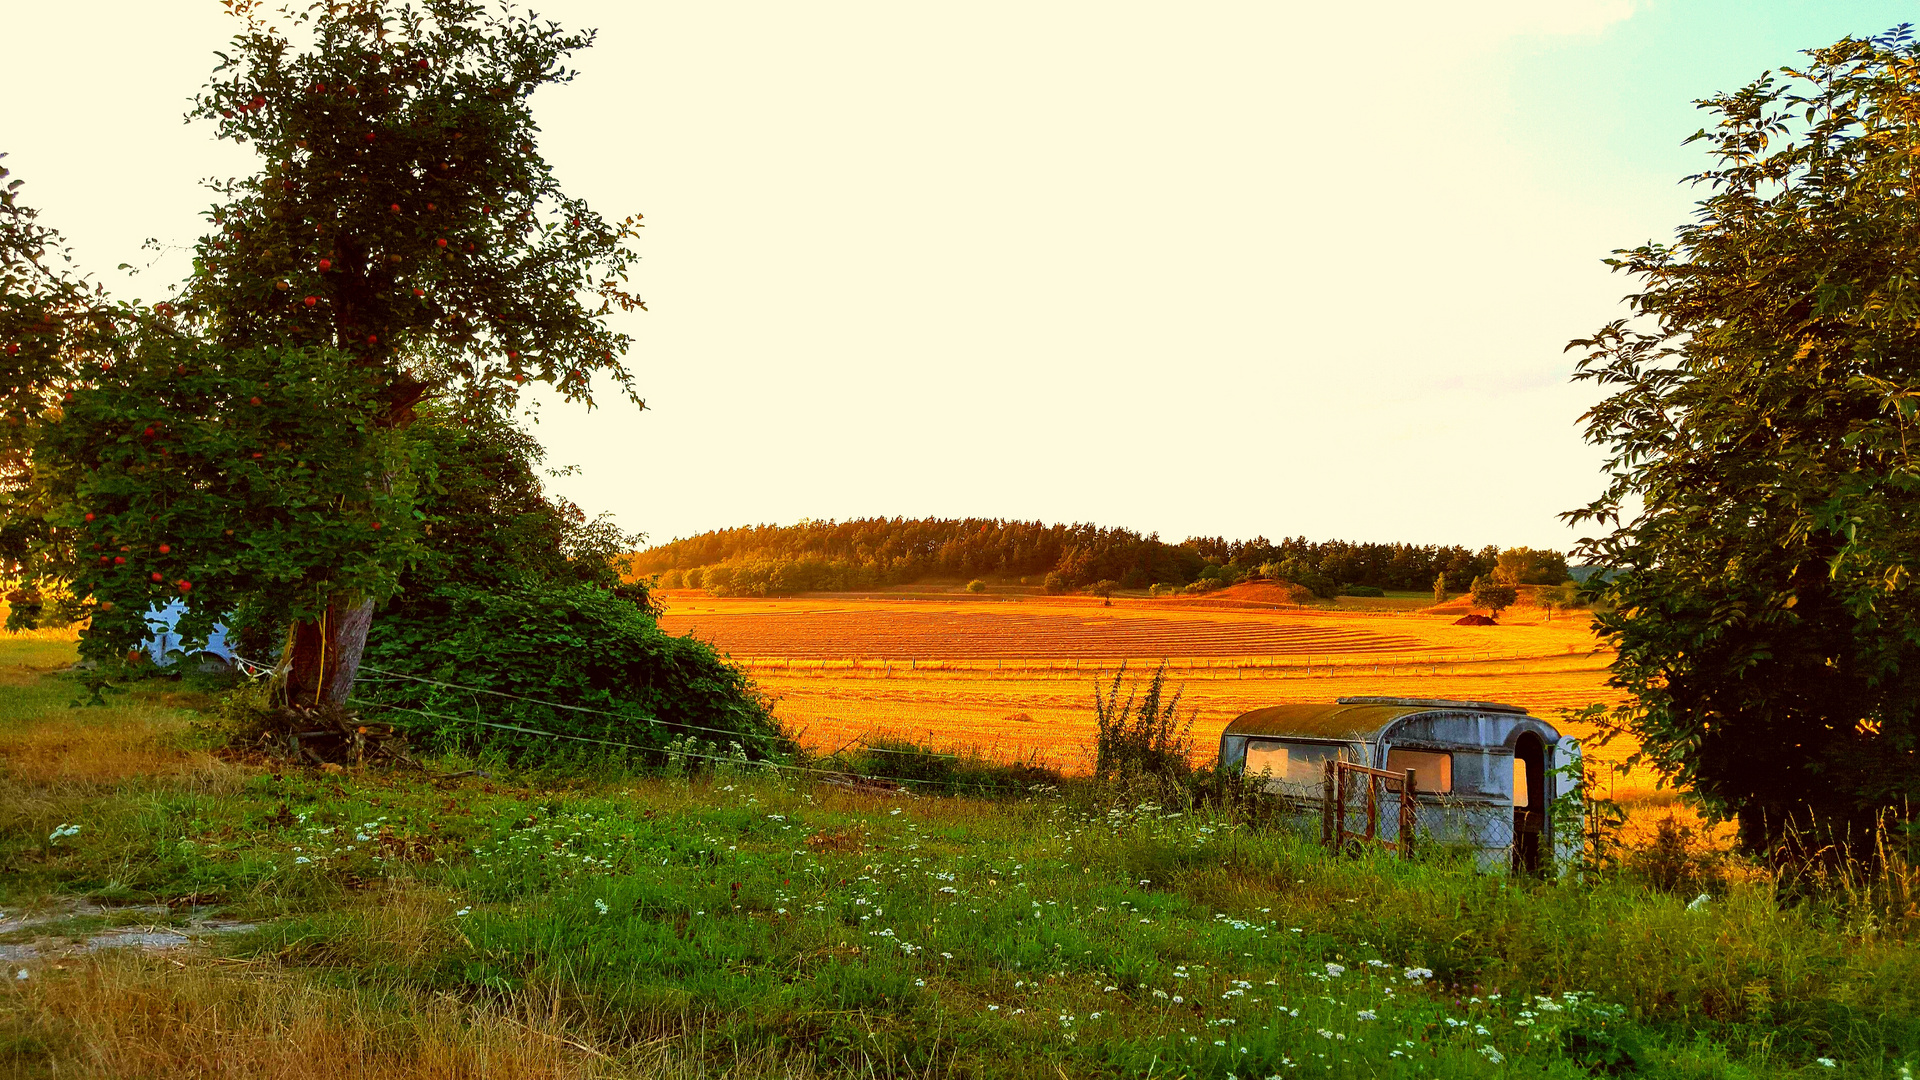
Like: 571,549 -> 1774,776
626,517 -> 1569,598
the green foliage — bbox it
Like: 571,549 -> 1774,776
1492,546 -> 1570,586
829,736 -> 1060,797
38,342 -> 417,660
357,579 -> 781,763
403,406 -> 639,600
0,156 -> 130,585
634,518 -> 1551,595
1338,584 -> 1385,598
966,578 -> 987,594
180,1 -> 643,402
1469,576 -> 1517,616
1433,571 -> 1449,604
1091,663 -> 1194,788
1568,26 -> 1920,850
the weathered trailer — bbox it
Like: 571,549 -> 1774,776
1217,696 -> 1581,873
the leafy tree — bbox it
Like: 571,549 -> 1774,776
1492,546 -> 1570,586
36,1 -> 645,703
1568,27 -> 1920,851
1469,575 -> 1516,616
1432,571 -> 1448,605
0,156 -> 130,619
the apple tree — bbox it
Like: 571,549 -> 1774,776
43,0 -> 646,702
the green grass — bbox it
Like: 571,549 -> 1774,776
0,639 -> 1916,1078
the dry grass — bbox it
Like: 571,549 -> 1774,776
0,951 -> 820,1080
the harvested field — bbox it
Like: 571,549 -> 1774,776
659,594 -> 1651,798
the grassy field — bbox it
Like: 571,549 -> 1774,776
0,637 -> 1915,1078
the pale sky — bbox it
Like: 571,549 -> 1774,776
6,2 -> 1913,553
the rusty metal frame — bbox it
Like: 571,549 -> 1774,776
1322,759 -> 1417,859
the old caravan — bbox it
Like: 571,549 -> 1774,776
1217,697 -> 1581,873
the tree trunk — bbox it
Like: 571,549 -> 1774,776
285,595 -> 375,707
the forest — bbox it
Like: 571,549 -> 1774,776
629,517 -> 1566,597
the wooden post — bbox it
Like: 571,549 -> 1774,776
1321,760 -> 1336,848
1332,762 -> 1346,852
1400,768 -> 1417,859
1364,772 -> 1379,842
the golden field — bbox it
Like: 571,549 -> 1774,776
656,591 -> 1660,802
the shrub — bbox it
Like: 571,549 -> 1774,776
682,566 -> 705,589
1092,662 -> 1193,787
358,581 -> 784,766
965,579 -> 987,594
1042,572 -> 1070,594
656,568 -> 683,590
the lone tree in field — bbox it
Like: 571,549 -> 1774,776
1570,26 -> 1920,852
1468,575 -> 1515,617
38,0 -> 643,704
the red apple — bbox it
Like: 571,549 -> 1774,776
252,452 -> 263,459
391,203 -> 402,213
513,374 -> 526,383
318,258 -> 332,271
508,350 -> 519,359
367,334 -> 378,344
99,556 -> 110,565
150,572 -> 163,582
412,288 -> 425,297
436,238 -> 448,248
304,296 -> 318,307
365,132 -> 376,142
157,544 -> 171,555
417,58 -> 430,69
114,556 -> 125,565
370,521 -> 382,530
177,581 -> 192,592
99,601 -> 113,612
143,427 -> 155,437
83,513 -> 94,522
249,396 -> 263,406
4,344 -> 16,356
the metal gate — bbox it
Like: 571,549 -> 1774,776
1321,759 -> 1418,858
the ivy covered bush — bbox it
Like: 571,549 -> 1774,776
347,407 -> 783,765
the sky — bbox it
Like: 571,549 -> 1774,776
6,1 -> 1917,554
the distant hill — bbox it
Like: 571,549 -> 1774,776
629,517 -> 1531,599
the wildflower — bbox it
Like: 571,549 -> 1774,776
13,970 -> 26,981
915,979 -> 925,987
1403,967 -> 1433,981
987,1005 -> 1000,1012
594,899 -> 609,916
1687,893 -> 1711,912
941,952 -> 953,959
1104,985 -> 1118,992
1173,995 -> 1184,1004
293,856 -> 311,864
1357,1010 -> 1376,1021
1152,989 -> 1170,1000
455,908 -> 471,917
47,824 -> 80,843
1324,963 -> 1345,978
1817,1060 -> 1837,1069
1479,1047 -> 1504,1064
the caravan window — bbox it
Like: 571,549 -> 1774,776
1385,748 -> 1453,793
1243,740 -> 1342,787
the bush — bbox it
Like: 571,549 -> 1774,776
1092,662 -> 1193,788
656,568 -> 683,590
1338,584 -> 1385,597
682,566 -> 705,589
358,581 -> 783,767
965,579 -> 987,594
1042,571 -> 1070,594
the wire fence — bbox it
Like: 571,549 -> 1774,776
734,649 -> 1604,679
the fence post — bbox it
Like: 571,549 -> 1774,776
1400,768 -> 1417,859
1365,773 -> 1379,842
1324,760 -> 1339,850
